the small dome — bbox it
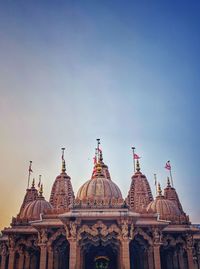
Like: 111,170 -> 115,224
147,195 -> 181,222
22,193 -> 52,220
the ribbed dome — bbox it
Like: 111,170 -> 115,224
147,195 -> 181,221
77,175 -> 122,200
77,151 -> 122,200
22,195 -> 52,220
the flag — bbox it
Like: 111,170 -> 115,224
93,156 -> 97,164
165,161 -> 171,170
134,153 -> 140,160
29,162 -> 33,173
98,148 -> 102,153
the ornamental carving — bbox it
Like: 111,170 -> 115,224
153,228 -> 162,244
186,233 -> 193,248
47,228 -> 66,246
77,221 -> 121,242
121,221 -> 129,240
38,229 -> 48,244
130,227 -> 153,246
1,242 -> 8,256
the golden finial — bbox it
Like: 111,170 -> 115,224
61,147 -> 66,173
157,183 -> 162,196
96,163 -> 102,173
31,178 -> 35,188
167,177 -> 171,187
136,159 -> 140,172
39,184 -> 43,197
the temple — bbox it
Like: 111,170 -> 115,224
0,142 -> 200,269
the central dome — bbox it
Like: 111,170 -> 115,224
77,149 -> 122,200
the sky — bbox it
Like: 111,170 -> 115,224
0,1 -> 200,230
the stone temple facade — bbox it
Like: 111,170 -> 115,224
0,144 -> 200,269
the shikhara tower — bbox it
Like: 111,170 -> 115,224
0,142 -> 200,269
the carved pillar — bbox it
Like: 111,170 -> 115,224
186,234 -> 194,269
76,245 -> 81,269
147,246 -> 154,269
39,244 -> 47,269
173,250 -> 179,269
8,249 -> 15,269
1,255 -> 7,269
47,247 -> 53,269
153,245 -> 161,269
197,243 -> 200,269
18,249 -> 25,269
178,248 -> 185,269
120,240 -> 130,269
24,252 -> 30,269
187,247 -> 194,269
1,243 -> 8,269
69,240 -> 77,269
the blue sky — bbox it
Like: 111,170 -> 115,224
0,1 -> 200,228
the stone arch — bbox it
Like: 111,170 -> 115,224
77,221 -> 121,269
130,228 -> 153,269
161,234 -> 188,269
48,228 -> 69,269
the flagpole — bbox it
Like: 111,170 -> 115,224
27,160 -> 32,189
97,138 -> 100,161
154,173 -> 157,196
132,147 -> 135,173
169,163 -> 174,187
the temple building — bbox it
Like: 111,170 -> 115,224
0,141 -> 200,269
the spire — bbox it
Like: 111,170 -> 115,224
61,147 -> 66,173
136,159 -> 141,172
31,178 -> 35,188
39,184 -> 43,197
157,183 -> 162,196
27,161 -> 33,188
132,147 -> 136,173
167,176 -> 171,187
96,138 -> 101,162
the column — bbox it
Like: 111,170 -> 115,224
18,250 -> 25,269
121,240 -> 130,269
147,246 -> 154,269
197,254 -> 200,269
187,247 -> 194,269
153,245 -> 161,269
47,247 -> 53,269
76,245 -> 81,269
173,250 -> 179,269
69,240 -> 77,269
1,255 -> 7,269
178,248 -> 185,269
39,244 -> 47,269
8,249 -> 15,269
24,252 -> 30,269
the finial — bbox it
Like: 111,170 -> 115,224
39,184 -> 43,197
61,147 -> 66,173
96,138 -> 101,161
32,178 -> 35,188
132,147 -> 136,173
157,183 -> 162,196
38,175 -> 41,189
167,176 -> 171,187
136,159 -> 140,172
27,160 -> 33,189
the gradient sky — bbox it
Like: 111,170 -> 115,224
0,1 -> 200,230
